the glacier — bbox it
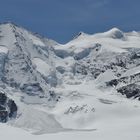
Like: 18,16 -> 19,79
0,22 -> 140,140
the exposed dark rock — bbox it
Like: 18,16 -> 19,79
0,111 -> 8,123
48,90 -> 61,102
7,99 -> 17,118
106,79 -> 118,87
56,66 -> 65,74
0,91 -> 17,123
117,84 -> 140,99
0,92 -> 7,105
0,105 -> 5,110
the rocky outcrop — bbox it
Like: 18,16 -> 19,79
117,84 -> 140,99
0,91 -> 17,122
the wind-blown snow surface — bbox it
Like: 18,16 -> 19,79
0,23 -> 140,140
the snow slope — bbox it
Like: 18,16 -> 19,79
1,81 -> 140,140
1,122 -> 140,140
32,57 -> 51,77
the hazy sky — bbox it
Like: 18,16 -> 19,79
0,0 -> 140,43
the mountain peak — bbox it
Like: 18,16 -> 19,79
0,21 -> 19,28
77,31 -> 86,36
108,27 -> 122,32
73,31 -> 89,40
105,27 -> 124,39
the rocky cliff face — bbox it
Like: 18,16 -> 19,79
0,91 -> 17,122
0,23 -> 58,98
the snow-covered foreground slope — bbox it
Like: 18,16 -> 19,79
1,98 -> 140,140
1,83 -> 140,140
0,22 -> 140,139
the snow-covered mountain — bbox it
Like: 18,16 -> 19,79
0,22 -> 140,139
